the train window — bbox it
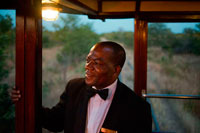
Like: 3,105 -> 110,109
42,14 -> 134,132
147,22 -> 200,95
42,14 -> 97,108
0,10 -> 16,133
147,22 -> 200,132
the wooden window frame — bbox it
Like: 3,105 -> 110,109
15,0 -> 42,132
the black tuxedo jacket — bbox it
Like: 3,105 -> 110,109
42,78 -> 152,133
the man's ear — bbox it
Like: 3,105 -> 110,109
114,65 -> 121,77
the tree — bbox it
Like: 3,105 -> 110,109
148,23 -> 175,49
101,30 -> 134,48
55,15 -> 99,81
0,14 -> 15,133
42,27 -> 51,48
171,23 -> 200,55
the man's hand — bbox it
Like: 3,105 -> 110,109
10,87 -> 21,103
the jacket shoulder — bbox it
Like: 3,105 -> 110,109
66,78 -> 86,89
117,81 -> 150,107
63,78 -> 87,97
67,78 -> 85,85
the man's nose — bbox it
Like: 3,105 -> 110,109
85,61 -> 94,70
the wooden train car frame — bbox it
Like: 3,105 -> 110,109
1,0 -> 200,133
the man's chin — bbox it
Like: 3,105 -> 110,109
85,78 -> 95,86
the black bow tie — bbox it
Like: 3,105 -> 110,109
87,88 -> 109,100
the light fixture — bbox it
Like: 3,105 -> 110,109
42,0 -> 62,21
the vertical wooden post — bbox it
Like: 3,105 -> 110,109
15,0 -> 42,132
134,19 -> 148,97
16,13 -> 25,133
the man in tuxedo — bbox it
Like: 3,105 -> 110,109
12,41 -> 152,133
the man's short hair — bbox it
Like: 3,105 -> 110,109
96,41 -> 126,68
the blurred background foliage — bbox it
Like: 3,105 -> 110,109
101,30 -> 134,48
148,23 -> 200,55
42,15 -> 200,59
56,15 -> 99,67
0,14 -> 15,133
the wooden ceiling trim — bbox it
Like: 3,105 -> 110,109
135,0 -> 141,19
51,0 -> 97,15
98,0 -> 102,13
140,1 -> 200,12
102,0 -> 134,1
139,12 -> 200,22
88,10 -> 200,21
60,4 -> 86,14
0,2 -> 17,9
140,0 -> 200,1
78,0 -> 98,11
135,0 -> 140,12
88,12 -> 135,19
102,1 -> 136,12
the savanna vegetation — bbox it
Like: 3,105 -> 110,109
0,14 -> 15,133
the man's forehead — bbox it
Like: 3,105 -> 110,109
90,44 -> 114,54
87,50 -> 102,59
87,43 -> 114,57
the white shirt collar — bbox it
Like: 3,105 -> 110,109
92,79 -> 118,99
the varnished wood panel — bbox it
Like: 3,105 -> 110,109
24,16 -> 37,133
15,0 -> 42,132
141,1 -> 200,11
16,12 -> 25,133
134,19 -> 148,96
102,1 -> 136,12
79,0 -> 98,11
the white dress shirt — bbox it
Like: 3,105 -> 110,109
85,79 -> 118,133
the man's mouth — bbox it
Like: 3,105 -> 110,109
85,73 -> 92,77
85,71 -> 94,78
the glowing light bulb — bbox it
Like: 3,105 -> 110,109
42,8 -> 59,21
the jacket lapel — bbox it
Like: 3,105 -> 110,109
101,81 -> 123,132
73,85 -> 92,133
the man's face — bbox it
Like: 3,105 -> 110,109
85,45 -> 117,89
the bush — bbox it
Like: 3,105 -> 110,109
56,15 -> 100,66
0,14 -> 15,133
101,31 -> 134,48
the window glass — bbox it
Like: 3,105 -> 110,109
42,13 -> 134,132
0,10 -> 16,133
42,13 -> 135,106
147,22 -> 200,132
147,23 -> 200,95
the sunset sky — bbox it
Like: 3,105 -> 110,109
0,10 -> 199,34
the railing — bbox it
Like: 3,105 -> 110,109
143,94 -> 200,99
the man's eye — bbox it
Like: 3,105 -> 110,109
94,61 -> 99,65
86,59 -> 90,63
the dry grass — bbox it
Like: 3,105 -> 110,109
147,47 -> 200,132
